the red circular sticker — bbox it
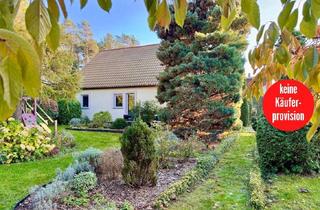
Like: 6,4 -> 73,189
263,79 -> 314,132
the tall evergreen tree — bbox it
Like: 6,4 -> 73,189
156,0 -> 249,140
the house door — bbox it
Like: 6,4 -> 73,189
126,93 -> 135,116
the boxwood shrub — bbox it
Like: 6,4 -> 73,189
256,115 -> 320,176
92,111 -> 112,128
111,118 -> 128,129
248,168 -> 266,209
121,119 -> 158,187
58,99 -> 81,125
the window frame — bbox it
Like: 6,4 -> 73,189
113,93 -> 124,109
81,94 -> 89,109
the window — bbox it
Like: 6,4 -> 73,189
82,95 -> 89,108
114,94 -> 123,108
128,93 -> 135,114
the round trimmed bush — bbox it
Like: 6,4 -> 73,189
111,118 -> 128,129
69,118 -> 81,127
71,171 -> 97,196
121,119 -> 158,187
256,114 -> 320,176
92,111 -> 112,128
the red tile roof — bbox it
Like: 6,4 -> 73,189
81,44 -> 163,89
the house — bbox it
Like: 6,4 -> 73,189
77,44 -> 163,120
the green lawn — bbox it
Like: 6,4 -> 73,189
168,132 -> 256,210
0,129 -> 121,210
268,175 -> 320,210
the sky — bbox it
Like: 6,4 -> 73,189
244,0 -> 282,76
65,0 -> 159,44
65,0 -> 283,75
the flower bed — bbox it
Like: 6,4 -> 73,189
15,132 -> 239,210
63,158 -> 196,209
0,119 -> 55,164
15,155 -> 196,210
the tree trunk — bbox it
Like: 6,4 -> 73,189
13,99 -> 24,121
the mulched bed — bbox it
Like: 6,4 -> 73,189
15,158 -> 197,210
95,158 -> 196,209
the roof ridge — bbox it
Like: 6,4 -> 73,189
101,43 -> 160,52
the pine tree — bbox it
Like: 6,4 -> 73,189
156,0 -> 249,141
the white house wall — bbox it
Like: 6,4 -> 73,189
77,87 -> 158,120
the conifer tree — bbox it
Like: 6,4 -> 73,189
156,0 -> 249,140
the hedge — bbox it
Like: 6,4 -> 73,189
248,167 -> 266,209
256,114 -> 320,176
58,99 -> 81,125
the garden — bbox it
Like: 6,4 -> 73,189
2,0 -> 320,210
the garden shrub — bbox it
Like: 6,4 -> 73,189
92,111 -> 112,128
69,118 -> 82,127
153,123 -> 179,168
153,122 -> 206,167
57,130 -> 76,149
75,147 -> 102,169
81,115 -> 90,125
39,99 -> 59,120
240,98 -> 251,126
131,100 -> 160,124
256,115 -> 320,176
158,107 -> 171,123
154,133 -> 238,208
121,119 -> 158,187
87,122 -> 100,128
251,115 -> 258,131
0,119 -> 55,164
30,180 -> 67,210
70,171 -> 97,196
56,160 -> 94,182
96,149 -> 123,182
175,135 -> 206,158
58,99 -> 81,125
29,148 -> 103,209
248,168 -> 266,209
111,118 -> 128,129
